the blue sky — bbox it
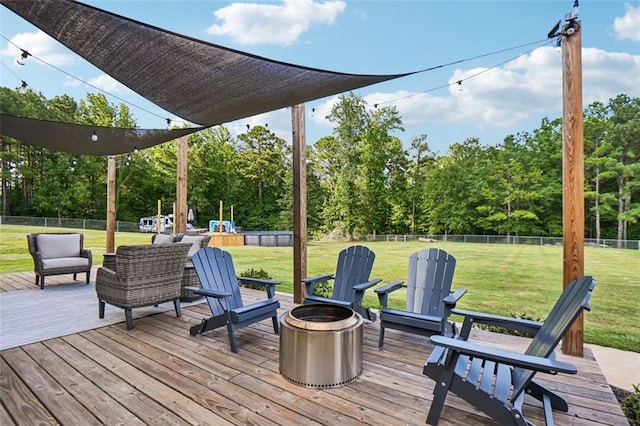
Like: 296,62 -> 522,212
1,0 -> 639,154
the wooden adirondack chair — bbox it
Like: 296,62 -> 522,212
375,248 -> 466,348
423,276 -> 596,425
303,245 -> 381,322
185,247 -> 281,353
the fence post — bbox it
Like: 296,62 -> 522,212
44,217 -> 47,227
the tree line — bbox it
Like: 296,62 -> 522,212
1,87 -> 638,242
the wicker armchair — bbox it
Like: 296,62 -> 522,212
96,243 -> 191,330
27,233 -> 92,289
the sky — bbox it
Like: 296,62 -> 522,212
1,0 -> 639,154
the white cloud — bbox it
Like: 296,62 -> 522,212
309,45 -> 640,135
86,74 -> 129,94
613,4 -> 640,41
0,30 -> 74,67
206,0 -> 347,45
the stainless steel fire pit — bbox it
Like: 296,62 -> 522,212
279,304 -> 363,388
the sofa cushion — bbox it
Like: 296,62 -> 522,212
37,234 -> 81,259
180,235 -> 207,259
153,234 -> 176,245
42,257 -> 90,269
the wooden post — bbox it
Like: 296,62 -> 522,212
292,104 -> 307,303
219,200 -> 223,235
106,155 -> 116,252
175,135 -> 188,234
561,18 -> 585,356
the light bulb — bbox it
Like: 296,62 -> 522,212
91,131 -> 98,142
133,147 -> 139,154
16,50 -> 29,66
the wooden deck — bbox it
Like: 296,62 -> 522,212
0,270 -> 628,425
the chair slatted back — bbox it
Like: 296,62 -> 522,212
511,276 -> 596,399
192,247 -> 244,316
332,245 -> 376,302
406,248 -> 456,317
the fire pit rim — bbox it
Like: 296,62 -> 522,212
284,303 -> 360,331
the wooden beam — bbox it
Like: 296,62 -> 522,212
292,104 -> 307,303
561,19 -> 585,356
106,155 -> 116,252
175,136 -> 188,234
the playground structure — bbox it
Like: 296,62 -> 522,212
208,220 -> 236,233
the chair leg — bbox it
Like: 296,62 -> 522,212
378,326 -> 385,348
271,315 -> 279,334
173,299 -> 182,318
40,276 -> 45,289
227,323 -> 238,353
99,301 -> 105,319
125,309 -> 134,330
73,273 -> 78,281
427,354 -> 457,425
85,271 -> 90,283
35,275 -> 39,286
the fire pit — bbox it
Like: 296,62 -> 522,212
279,304 -> 363,388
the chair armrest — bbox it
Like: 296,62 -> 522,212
353,277 -> 382,292
429,335 -> 577,375
237,276 -> 280,287
183,286 -> 232,299
374,280 -> 404,308
443,288 -> 467,305
302,273 -> 334,285
302,273 -> 334,295
453,308 -> 543,339
80,249 -> 92,258
238,276 -> 280,298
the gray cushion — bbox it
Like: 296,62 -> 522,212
42,257 -> 90,269
180,235 -> 206,259
37,234 -> 81,259
153,234 -> 175,245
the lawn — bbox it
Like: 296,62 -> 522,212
1,225 -> 638,352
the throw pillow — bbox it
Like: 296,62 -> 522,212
153,233 -> 175,245
180,235 -> 205,259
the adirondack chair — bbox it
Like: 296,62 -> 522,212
185,247 -> 281,353
302,245 -> 381,322
375,248 -> 466,348
423,275 -> 596,426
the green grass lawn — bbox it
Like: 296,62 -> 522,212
2,224 -> 638,352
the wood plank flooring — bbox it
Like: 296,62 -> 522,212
0,270 -> 629,425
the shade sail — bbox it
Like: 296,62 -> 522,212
1,0 -> 414,127
0,114 -> 204,155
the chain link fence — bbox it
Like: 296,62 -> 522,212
2,215 -> 638,249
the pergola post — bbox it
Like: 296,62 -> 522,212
106,155 -> 116,252
292,104 -> 307,303
175,135 -> 188,234
561,18 -> 584,356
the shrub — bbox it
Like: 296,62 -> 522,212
622,384 -> 640,426
473,312 -> 544,338
239,268 -> 272,290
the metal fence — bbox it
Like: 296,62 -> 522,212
1,215 -> 637,249
0,215 -> 138,233
319,233 -> 640,250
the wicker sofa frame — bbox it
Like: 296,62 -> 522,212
27,233 -> 92,289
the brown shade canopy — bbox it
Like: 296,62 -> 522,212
1,0 -> 413,128
0,113 -> 204,155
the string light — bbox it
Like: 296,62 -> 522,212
91,131 -> 98,142
18,80 -> 28,94
16,49 -> 29,65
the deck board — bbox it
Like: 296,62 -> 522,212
0,270 -> 629,426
